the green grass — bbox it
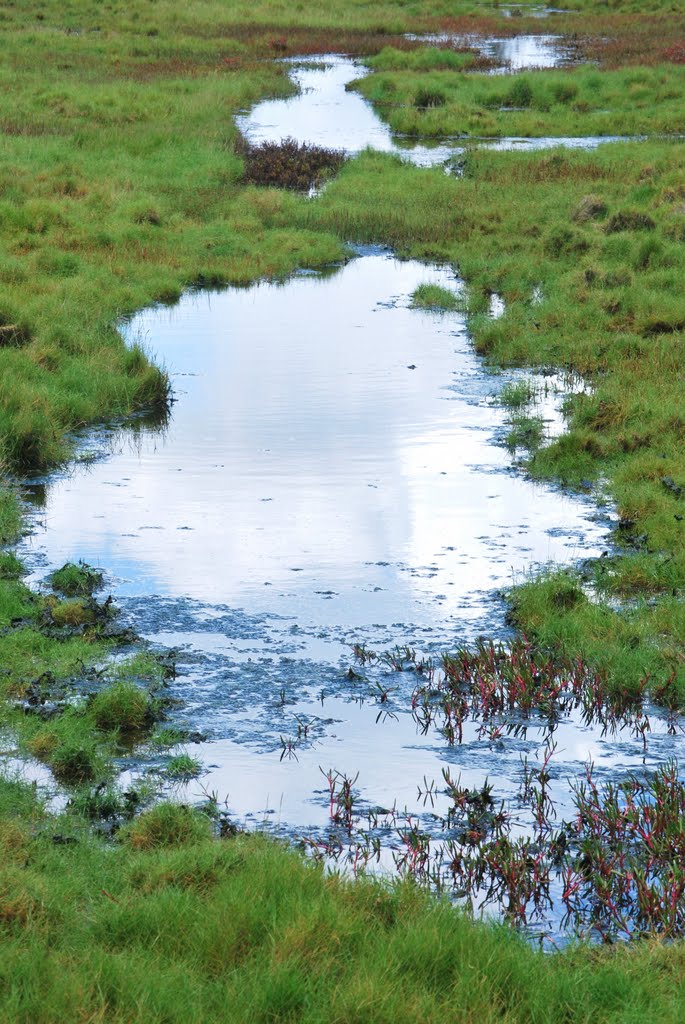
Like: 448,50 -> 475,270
150,727 -> 188,749
50,561 -> 103,598
370,45 -> 479,73
410,282 -> 464,310
123,802 -> 212,849
499,379 -> 538,409
0,488 -> 22,544
354,60 -> 685,138
90,682 -> 157,733
506,412 -> 546,453
509,569 -> 685,698
0,552 -> 25,581
0,773 -> 682,1023
166,754 -> 203,781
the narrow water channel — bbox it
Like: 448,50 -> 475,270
237,45 -> 637,169
14,36 -> 682,941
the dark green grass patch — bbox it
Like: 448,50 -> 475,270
0,488 -> 21,544
90,682 -> 158,734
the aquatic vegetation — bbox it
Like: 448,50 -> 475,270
505,412 -> 546,453
66,783 -> 129,824
0,488 -> 21,544
90,682 -> 157,734
166,754 -> 203,780
315,753 -> 685,941
48,741 -> 101,785
0,552 -> 24,580
498,379 -> 538,409
354,635 -> 665,728
150,727 -> 190,748
113,651 -> 173,686
239,137 -> 346,191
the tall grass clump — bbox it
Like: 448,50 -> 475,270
50,561 -> 103,598
124,803 -> 212,849
0,488 -> 21,544
239,137 -> 346,191
410,283 -> 464,310
90,682 -> 156,733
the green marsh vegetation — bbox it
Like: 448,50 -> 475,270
1,0 -> 685,1013
50,560 -> 103,597
410,282 -> 465,310
0,772 -> 684,1023
166,752 -> 204,780
353,58 -> 685,138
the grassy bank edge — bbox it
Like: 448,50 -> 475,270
1,754 -> 685,1022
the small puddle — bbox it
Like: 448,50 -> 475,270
238,53 -> 640,169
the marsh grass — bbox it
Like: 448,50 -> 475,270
123,802 -> 212,849
410,282 -> 465,310
0,769 -> 682,1022
0,488 -> 21,544
166,754 -> 203,781
0,568 -> 168,792
505,412 -> 546,453
150,727 -> 188,749
499,379 -> 538,409
239,137 -> 346,191
1,0 -> 685,1005
353,61 -> 685,138
0,552 -> 24,580
369,46 -> 481,73
50,561 -> 103,598
25,709 -> 108,785
90,682 -> 157,734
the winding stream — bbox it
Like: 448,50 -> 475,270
14,36 -> 683,940
237,43 -> 638,169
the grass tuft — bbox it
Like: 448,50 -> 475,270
124,803 -> 212,849
410,283 -> 463,311
50,561 -> 103,598
90,682 -> 156,734
239,137 -> 346,192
